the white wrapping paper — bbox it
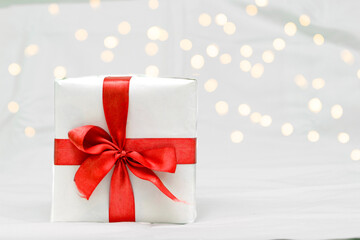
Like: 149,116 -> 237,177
51,75 -> 197,223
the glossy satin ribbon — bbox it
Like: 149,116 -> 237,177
55,76 -> 196,222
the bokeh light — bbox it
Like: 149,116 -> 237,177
238,104 -> 251,116
307,130 -> 320,142
262,50 -> 274,63
8,63 -> 21,76
54,66 -> 67,79
180,39 -> 192,51
89,0 -> 101,9
148,0 -> 159,10
100,50 -> 114,62
223,22 -> 236,35
231,131 -> 244,143
260,115 -> 272,127
8,101 -> 19,113
25,127 -> 36,138
240,45 -> 253,58
246,5 -> 258,16
48,3 -> 59,15
281,123 -> 294,136
145,65 -> 159,77
220,53 -> 232,64
250,112 -> 262,123
75,29 -> 88,41
215,101 -> 229,115
206,44 -> 219,58
104,36 -> 118,49
284,22 -> 297,36
331,104 -> 343,119
147,26 -> 161,40
308,98 -> 322,113
351,149 -> 360,161
294,74 -> 308,89
312,78 -> 325,90
191,54 -> 205,69
250,63 -> 264,78
118,21 -> 131,35
299,14 -> 311,26
313,34 -> 324,45
198,13 -> 211,27
24,44 -> 39,57
239,60 -> 252,72
255,0 -> 268,7
215,13 -> 227,26
338,132 -> 349,144
340,49 -> 354,65
273,38 -> 286,51
145,42 -> 159,56
204,79 -> 218,93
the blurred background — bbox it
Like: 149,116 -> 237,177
1,0 -> 360,239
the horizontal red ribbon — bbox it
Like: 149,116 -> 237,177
54,138 -> 196,165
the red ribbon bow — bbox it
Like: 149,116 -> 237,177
67,76 -> 182,222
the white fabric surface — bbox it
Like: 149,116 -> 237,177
1,0 -> 360,239
52,76 -> 197,223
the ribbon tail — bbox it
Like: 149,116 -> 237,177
109,161 -> 135,222
127,164 -> 185,204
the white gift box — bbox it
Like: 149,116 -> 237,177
51,75 -> 197,223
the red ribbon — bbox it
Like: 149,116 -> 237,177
62,76 -> 191,222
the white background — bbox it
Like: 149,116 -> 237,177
1,0 -> 360,239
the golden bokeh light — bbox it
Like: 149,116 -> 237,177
313,34 -> 324,46
159,29 -> 168,41
24,44 -> 39,57
25,127 -> 36,138
220,53 -> 232,64
231,131 -> 244,143
239,60 -> 252,72
145,42 -> 159,56
308,98 -> 322,113
198,13 -> 211,27
262,50 -> 274,63
89,0 -> 100,9
75,29 -> 88,41
191,54 -> 205,69
223,22 -> 236,35
118,21 -> 131,35
147,26 -> 161,40
284,22 -> 297,36
350,149 -> 360,161
340,49 -> 354,65
312,78 -> 325,90
338,132 -> 350,144
54,66 -> 67,79
260,115 -> 272,127
246,5 -> 258,16
215,13 -> 227,26
331,104 -> 343,119
48,3 -> 59,15
299,14 -> 311,26
8,63 -> 21,76
240,45 -> 253,58
273,38 -> 286,51
100,50 -> 114,62
204,79 -> 218,93
148,0 -> 159,10
8,101 -> 19,113
104,36 -> 119,49
215,101 -> 229,115
307,130 -> 319,142
294,74 -> 308,89
206,44 -> 219,57
250,112 -> 262,123
255,0 -> 268,7
238,104 -> 251,116
250,63 -> 264,78
180,39 -> 192,51
145,65 -> 159,77
281,123 -> 294,136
